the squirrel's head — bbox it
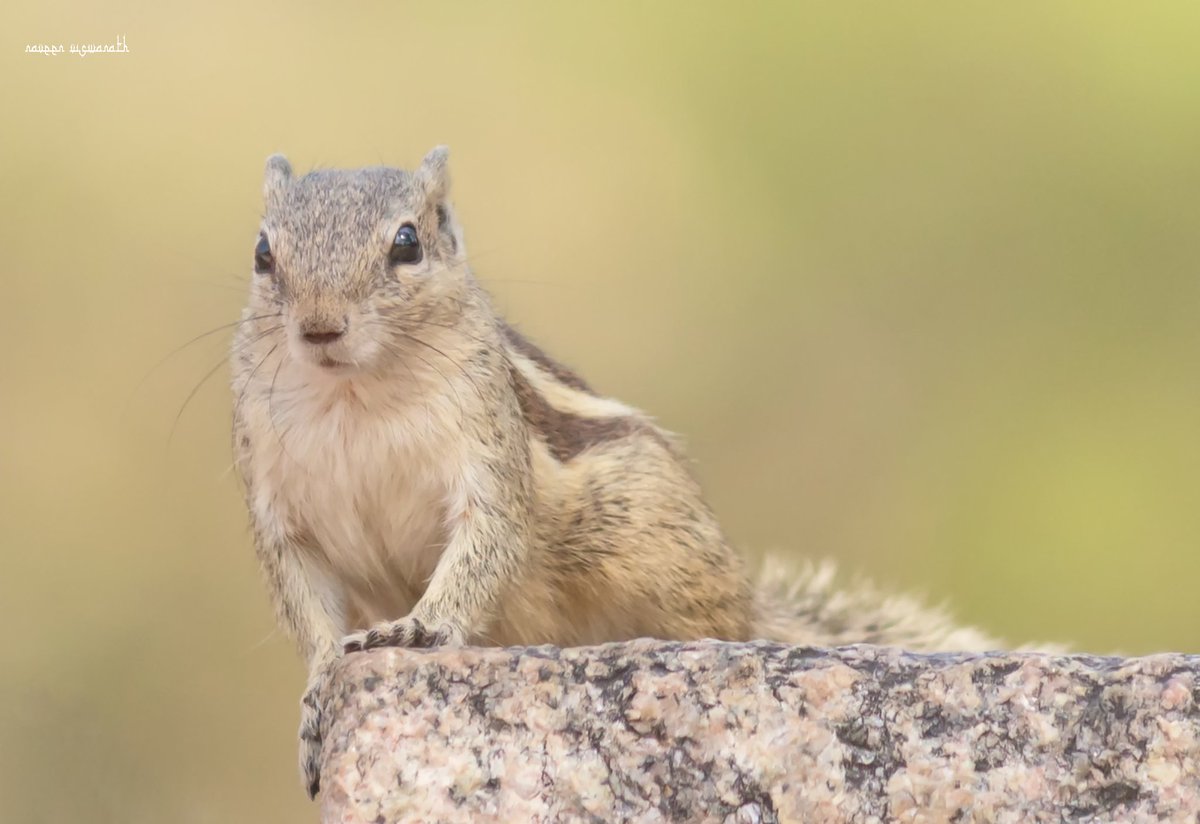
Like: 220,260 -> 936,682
247,146 -> 469,374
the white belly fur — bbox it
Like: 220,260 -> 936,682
246,361 -> 464,628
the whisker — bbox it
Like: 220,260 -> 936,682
234,340 -> 282,414
396,332 -> 489,405
174,313 -> 282,358
218,460 -> 239,481
167,325 -> 283,449
267,346 -> 300,464
385,315 -> 495,349
372,335 -> 439,431
242,627 -> 280,654
168,361 -> 230,449
127,313 -> 283,420
373,336 -> 465,427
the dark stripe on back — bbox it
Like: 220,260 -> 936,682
508,363 -> 656,462
500,321 -> 594,394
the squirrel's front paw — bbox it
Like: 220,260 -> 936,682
342,616 -> 464,653
298,663 -> 335,799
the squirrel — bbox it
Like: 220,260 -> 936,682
230,146 -> 1002,799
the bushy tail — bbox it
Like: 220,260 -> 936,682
750,556 -> 1012,653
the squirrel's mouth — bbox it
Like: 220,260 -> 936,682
288,328 -> 365,373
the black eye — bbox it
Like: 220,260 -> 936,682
389,224 -> 422,265
254,235 -> 274,275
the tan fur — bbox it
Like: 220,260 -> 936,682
230,148 -> 1016,799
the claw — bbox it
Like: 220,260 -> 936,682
298,662 -> 335,800
342,616 -> 463,653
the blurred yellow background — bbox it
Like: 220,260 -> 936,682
3,1 -> 1200,820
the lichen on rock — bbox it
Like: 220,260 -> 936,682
318,640 -> 1200,823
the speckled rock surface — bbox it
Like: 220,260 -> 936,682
318,640 -> 1200,823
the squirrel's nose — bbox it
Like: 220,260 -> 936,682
300,320 -> 348,345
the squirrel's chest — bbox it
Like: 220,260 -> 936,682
249,393 -> 459,592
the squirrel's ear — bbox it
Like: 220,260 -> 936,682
414,145 -> 450,202
263,154 -> 293,207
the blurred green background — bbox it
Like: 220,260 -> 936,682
3,1 -> 1200,820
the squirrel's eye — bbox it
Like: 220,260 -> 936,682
254,235 -> 275,275
389,224 -> 422,265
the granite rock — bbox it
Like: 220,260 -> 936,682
318,640 -> 1200,823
